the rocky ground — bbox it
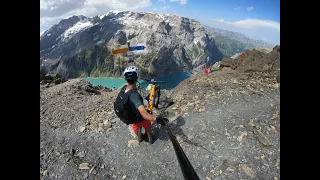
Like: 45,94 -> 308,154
40,68 -> 280,180
40,45 -> 280,180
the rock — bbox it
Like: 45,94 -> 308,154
271,112 -> 279,120
226,167 -> 235,172
220,58 -> 237,69
79,126 -> 86,132
239,164 -> 255,178
253,129 -> 272,146
275,158 -> 280,167
97,127 -> 104,132
122,175 -> 127,179
248,119 -> 255,127
77,151 -> 86,158
270,125 -> 276,131
237,131 -> 247,145
42,170 -> 48,176
128,140 -> 139,147
194,100 -> 201,104
79,163 -> 90,170
200,107 -> 205,112
195,106 -> 205,113
233,125 -> 244,129
276,73 -> 280,83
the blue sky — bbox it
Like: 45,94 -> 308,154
40,0 -> 280,45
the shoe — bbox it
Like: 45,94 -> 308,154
147,135 -> 153,144
148,138 -> 153,144
138,127 -> 143,142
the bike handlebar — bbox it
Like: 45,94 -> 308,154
140,78 -> 167,84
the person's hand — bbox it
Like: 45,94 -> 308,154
156,116 -> 169,125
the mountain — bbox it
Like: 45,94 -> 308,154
220,45 -> 280,72
40,11 -> 223,79
213,35 -> 256,58
203,25 -> 275,52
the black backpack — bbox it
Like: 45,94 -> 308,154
114,86 -> 143,124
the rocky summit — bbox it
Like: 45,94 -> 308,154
40,46 -> 280,179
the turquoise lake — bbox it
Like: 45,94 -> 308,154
85,72 -> 191,90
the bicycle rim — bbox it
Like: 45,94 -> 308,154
154,87 -> 161,108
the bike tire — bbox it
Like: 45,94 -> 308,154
154,86 -> 161,109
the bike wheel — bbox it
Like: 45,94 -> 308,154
154,86 -> 161,109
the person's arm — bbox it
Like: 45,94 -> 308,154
130,92 -> 156,122
137,105 -> 156,122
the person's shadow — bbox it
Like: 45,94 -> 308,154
151,115 -> 218,157
152,115 -> 186,142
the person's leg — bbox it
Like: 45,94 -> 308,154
132,123 -> 139,136
145,126 -> 153,144
132,123 -> 144,142
140,120 -> 152,144
133,120 -> 152,143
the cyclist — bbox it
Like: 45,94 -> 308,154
118,66 -> 168,144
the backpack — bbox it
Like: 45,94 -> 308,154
114,85 -> 143,124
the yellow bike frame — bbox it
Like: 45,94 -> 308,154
146,84 -> 157,114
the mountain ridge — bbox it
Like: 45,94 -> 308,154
203,25 -> 275,50
40,11 -> 276,79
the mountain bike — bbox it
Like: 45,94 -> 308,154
139,78 -> 167,114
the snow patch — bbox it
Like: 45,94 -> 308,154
99,14 -> 108,19
164,19 -> 175,26
118,12 -> 148,28
109,10 -> 122,15
157,14 -> 165,20
96,40 -> 104,45
99,10 -> 119,19
61,19 -> 93,41
193,37 -> 200,45
40,30 -> 46,37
